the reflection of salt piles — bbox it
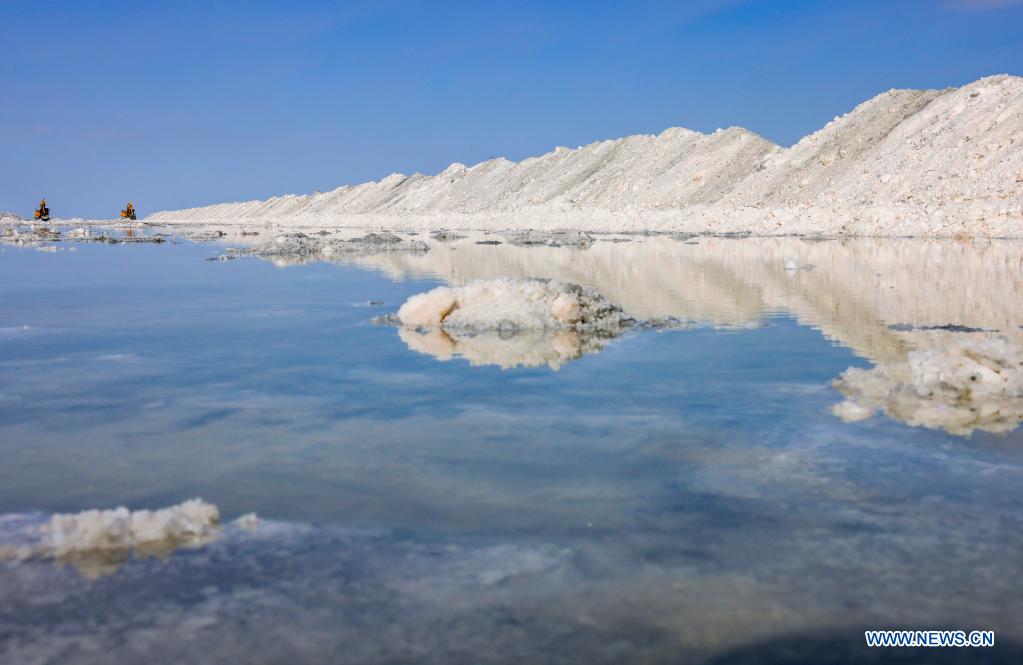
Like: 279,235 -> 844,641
393,279 -> 628,369
351,236 -> 1023,364
832,335 -> 1023,435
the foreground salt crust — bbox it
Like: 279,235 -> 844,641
148,75 -> 1023,237
0,500 -> 262,579
44,499 -> 221,555
832,336 -> 1023,435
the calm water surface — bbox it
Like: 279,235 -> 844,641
1,231 -> 1022,664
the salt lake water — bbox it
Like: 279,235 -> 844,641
1,230 -> 1022,664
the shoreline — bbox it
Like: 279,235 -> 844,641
141,201 -> 1023,239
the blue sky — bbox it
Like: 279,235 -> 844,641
2,0 -> 1021,218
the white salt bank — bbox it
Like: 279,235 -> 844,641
149,75 -> 1023,238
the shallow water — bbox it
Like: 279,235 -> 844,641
2,231 -> 1023,664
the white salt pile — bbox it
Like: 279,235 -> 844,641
832,336 -> 1023,435
149,75 -> 1023,237
395,278 -> 629,334
388,279 -> 641,369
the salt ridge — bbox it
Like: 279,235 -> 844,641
148,75 -> 1023,237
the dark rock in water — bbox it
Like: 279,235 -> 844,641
636,316 -> 688,330
888,323 -> 996,333
91,235 -> 166,245
496,319 -> 521,339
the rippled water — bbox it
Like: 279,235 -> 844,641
2,230 -> 1022,664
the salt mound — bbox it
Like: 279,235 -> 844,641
149,75 -> 1023,237
832,335 -> 1023,435
151,125 -> 776,219
395,278 -> 629,333
44,498 -> 220,555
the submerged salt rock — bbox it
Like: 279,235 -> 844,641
833,335 -> 1023,435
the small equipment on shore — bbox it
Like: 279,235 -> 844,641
120,201 -> 137,221
34,198 -> 50,222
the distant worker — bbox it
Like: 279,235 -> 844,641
34,198 -> 50,221
120,201 -> 137,221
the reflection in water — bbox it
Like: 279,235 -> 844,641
399,327 -> 612,370
331,234 -> 1023,432
3,235 -> 1023,662
3,513 -> 1023,665
832,333 -> 1023,436
304,233 -> 1023,360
